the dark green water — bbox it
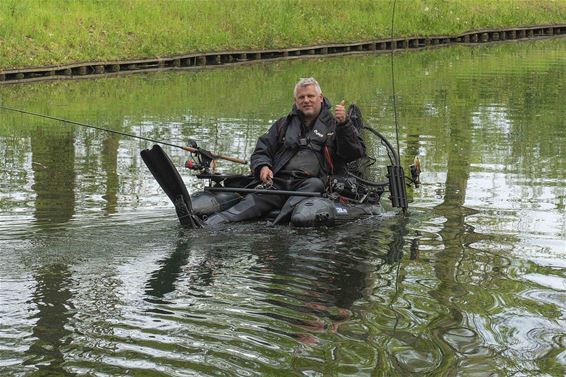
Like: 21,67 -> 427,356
1,39 -> 565,376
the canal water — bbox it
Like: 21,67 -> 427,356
1,39 -> 565,376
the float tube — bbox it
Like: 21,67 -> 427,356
141,105 -> 420,228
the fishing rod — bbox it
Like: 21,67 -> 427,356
390,0 -> 401,166
0,105 -> 248,165
205,187 -> 322,197
387,0 -> 409,212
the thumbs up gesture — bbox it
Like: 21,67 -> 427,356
335,100 -> 346,124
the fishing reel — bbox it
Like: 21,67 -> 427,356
184,139 -> 215,173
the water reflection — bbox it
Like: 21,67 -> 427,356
31,128 -> 75,225
248,231 -> 379,345
140,217 -> 416,374
101,134 -> 120,215
430,108 -> 480,372
23,130 -> 77,374
145,235 -> 215,306
23,264 -> 75,376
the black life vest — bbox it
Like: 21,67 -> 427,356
276,110 -> 335,175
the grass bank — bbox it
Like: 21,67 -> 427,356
1,0 -> 565,70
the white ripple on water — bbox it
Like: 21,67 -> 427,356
441,327 -> 492,356
520,289 -> 566,316
84,301 -> 295,373
60,231 -> 324,372
491,310 -> 565,365
0,277 -> 37,368
523,273 -> 566,292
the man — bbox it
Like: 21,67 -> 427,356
205,77 -> 365,226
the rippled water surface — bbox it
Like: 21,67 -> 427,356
1,39 -> 565,376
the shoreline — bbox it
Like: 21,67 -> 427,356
1,24 -> 564,85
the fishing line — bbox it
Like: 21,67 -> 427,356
390,0 -> 401,165
388,0 -> 406,332
0,104 -> 248,164
0,105 -> 189,151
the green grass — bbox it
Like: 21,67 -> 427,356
0,0 -> 565,70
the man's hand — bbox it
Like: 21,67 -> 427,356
259,166 -> 273,183
335,100 -> 346,124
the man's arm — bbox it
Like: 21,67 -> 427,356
333,102 -> 365,163
249,119 -> 284,180
335,100 -> 347,124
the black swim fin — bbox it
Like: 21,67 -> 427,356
140,144 -> 203,228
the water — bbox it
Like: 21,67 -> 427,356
1,39 -> 565,376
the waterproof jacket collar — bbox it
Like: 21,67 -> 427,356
283,108 -> 333,152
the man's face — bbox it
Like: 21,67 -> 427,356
294,85 -> 323,120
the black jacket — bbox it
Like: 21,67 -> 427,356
250,99 -> 365,180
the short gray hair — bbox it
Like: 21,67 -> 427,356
294,77 -> 322,97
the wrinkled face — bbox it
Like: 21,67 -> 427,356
294,84 -> 323,121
